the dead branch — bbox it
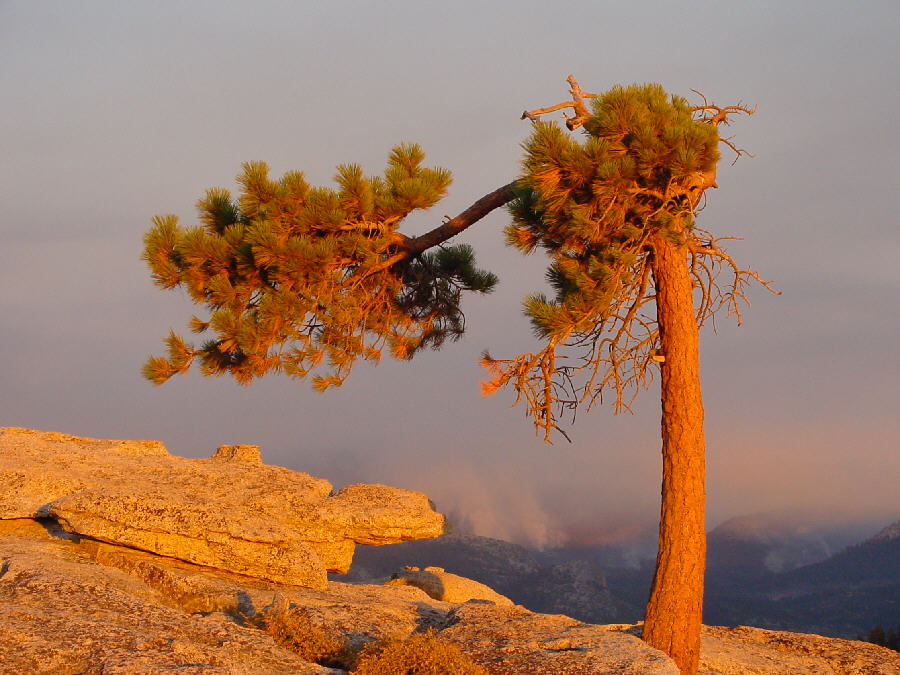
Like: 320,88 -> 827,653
522,74 -> 598,130
481,343 -> 579,443
718,134 -> 755,164
484,222 -> 779,440
688,230 -> 780,326
691,90 -> 758,164
690,90 -> 757,126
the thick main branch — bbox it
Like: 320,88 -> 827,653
407,181 -> 518,255
358,181 -> 518,279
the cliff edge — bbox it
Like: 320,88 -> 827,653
1,428 -> 896,674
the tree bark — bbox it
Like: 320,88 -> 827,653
356,182 -> 518,281
404,181 -> 518,256
642,233 -> 707,675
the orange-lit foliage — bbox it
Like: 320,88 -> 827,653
481,84 -> 772,442
142,144 -> 497,389
244,604 -> 350,667
244,603 -> 485,673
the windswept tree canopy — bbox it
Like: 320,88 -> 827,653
142,80 -> 769,431
142,143 -> 498,390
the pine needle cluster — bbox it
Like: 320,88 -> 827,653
482,83 -> 765,440
142,144 -> 497,389
510,84 -> 718,341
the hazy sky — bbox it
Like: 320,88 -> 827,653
2,1 -> 898,546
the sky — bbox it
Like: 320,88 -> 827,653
2,1 -> 898,548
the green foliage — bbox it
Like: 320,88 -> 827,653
142,79 -> 759,446
142,144 -> 497,387
507,83 -> 720,345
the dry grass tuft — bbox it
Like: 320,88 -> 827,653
244,600 -> 485,673
244,602 -> 351,668
351,629 -> 487,674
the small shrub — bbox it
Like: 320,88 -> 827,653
351,629 -> 486,675
243,601 -> 485,673
245,602 -> 351,668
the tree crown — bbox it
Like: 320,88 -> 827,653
482,82 -> 769,440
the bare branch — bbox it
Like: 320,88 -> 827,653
484,219 -> 777,440
691,91 -> 758,164
691,91 -> 758,126
688,230 -> 780,327
718,134 -> 755,165
522,74 -> 598,130
481,343 -> 579,443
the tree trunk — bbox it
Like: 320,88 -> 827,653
642,233 -> 707,675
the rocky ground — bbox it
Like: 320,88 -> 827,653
1,428 -> 898,674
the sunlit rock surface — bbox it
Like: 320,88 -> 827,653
699,625 -> 900,674
0,427 -> 445,586
0,519 -> 681,673
49,489 -> 328,588
386,565 -> 515,606
1,428 -> 897,673
0,520 -> 336,674
4,518 -> 895,675
438,603 -> 680,674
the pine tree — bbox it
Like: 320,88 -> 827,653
869,624 -> 887,646
143,77 -> 772,674
865,623 -> 900,652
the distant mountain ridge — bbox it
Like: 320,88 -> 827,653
705,517 -> 900,637
707,513 -> 835,575
347,517 -> 900,639
346,533 -> 641,624
873,520 -> 900,541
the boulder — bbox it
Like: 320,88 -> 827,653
49,489 -> 328,588
211,443 -> 262,463
319,483 -> 447,546
386,565 -> 514,606
0,520 -> 337,674
0,427 -> 446,586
